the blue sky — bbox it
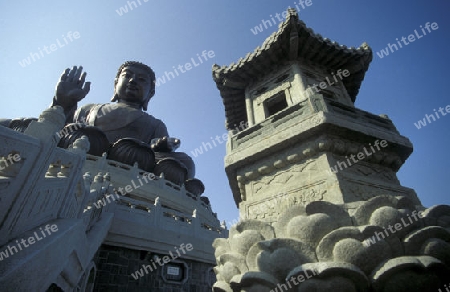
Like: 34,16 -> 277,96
0,1 -> 449,227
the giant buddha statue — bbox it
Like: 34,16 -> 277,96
1,61 -> 204,194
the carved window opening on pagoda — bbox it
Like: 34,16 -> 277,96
265,91 -> 288,117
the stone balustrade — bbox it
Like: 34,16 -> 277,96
83,153 -> 222,228
0,105 -> 227,291
0,107 -> 91,247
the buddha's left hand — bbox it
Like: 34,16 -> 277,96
151,136 -> 180,152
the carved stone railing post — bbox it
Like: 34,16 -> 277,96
24,106 -> 66,141
153,197 -> 162,226
192,209 -> 201,237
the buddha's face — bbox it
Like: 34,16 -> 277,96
114,65 -> 153,107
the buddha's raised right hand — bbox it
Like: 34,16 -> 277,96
54,66 -> 91,110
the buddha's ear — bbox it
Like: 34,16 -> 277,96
142,94 -> 152,111
111,93 -> 119,102
111,78 -> 119,102
142,82 -> 155,111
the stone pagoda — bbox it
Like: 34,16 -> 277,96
211,9 -> 450,292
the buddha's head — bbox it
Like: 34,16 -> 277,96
111,61 -> 156,111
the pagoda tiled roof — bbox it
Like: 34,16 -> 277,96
212,9 -> 373,130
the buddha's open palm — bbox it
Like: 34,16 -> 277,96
55,66 -> 91,108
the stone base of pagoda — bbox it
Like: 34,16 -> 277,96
212,195 -> 450,292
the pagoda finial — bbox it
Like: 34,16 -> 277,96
287,8 -> 298,18
360,42 -> 372,51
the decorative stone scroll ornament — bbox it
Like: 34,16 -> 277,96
212,195 -> 450,291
